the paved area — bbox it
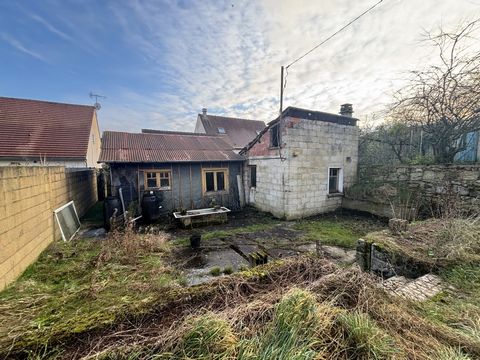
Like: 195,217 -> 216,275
382,274 -> 444,301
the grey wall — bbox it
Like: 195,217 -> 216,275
110,161 -> 243,214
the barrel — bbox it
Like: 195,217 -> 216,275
104,196 -> 122,231
141,191 -> 161,223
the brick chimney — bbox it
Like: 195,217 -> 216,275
340,104 -> 353,117
202,108 -> 207,116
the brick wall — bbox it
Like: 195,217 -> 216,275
246,116 -> 359,219
0,167 -> 97,290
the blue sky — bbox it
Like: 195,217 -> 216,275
1,0 -> 479,132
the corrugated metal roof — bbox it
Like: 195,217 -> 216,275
198,114 -> 265,149
0,97 -> 95,160
99,131 -> 244,163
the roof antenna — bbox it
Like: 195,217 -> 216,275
89,92 -> 106,110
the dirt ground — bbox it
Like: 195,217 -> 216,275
167,208 -> 386,285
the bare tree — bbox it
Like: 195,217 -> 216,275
392,19 -> 480,163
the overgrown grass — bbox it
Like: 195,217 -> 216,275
0,229 -> 182,353
419,262 -> 480,344
337,311 -> 399,359
180,314 -> 237,360
294,214 -> 385,248
238,289 -> 337,360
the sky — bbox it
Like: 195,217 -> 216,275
0,0 -> 479,132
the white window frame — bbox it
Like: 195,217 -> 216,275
327,167 -> 343,194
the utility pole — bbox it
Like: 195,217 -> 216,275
279,66 -> 284,115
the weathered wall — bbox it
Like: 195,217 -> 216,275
0,167 -> 97,290
110,161 -> 243,213
246,116 -> 359,219
344,164 -> 480,217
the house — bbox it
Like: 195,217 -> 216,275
0,97 -> 101,168
192,108 -> 265,151
240,105 -> 359,220
98,130 -> 245,213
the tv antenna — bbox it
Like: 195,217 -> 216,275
89,92 -> 106,110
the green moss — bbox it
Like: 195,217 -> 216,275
223,266 -> 233,275
209,267 -> 221,276
295,219 -> 362,248
0,235 -> 182,354
201,222 -> 278,242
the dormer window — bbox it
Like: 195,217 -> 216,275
217,127 -> 226,134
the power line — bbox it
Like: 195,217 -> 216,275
286,0 -> 385,69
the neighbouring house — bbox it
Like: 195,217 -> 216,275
0,97 -> 101,168
191,108 -> 265,151
99,130 -> 245,213
241,105 -> 359,220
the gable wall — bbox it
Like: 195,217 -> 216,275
86,112 -> 102,168
245,116 -> 358,219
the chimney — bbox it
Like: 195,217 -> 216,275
202,108 -> 207,116
340,104 -> 353,117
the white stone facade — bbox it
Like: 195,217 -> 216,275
245,114 -> 358,219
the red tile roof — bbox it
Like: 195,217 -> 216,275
198,114 -> 265,149
0,97 -> 95,160
99,131 -> 244,163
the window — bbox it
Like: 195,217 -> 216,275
250,165 -> 257,187
217,127 -> 226,134
270,123 -> 280,148
144,170 -> 171,190
202,168 -> 228,194
328,168 -> 343,194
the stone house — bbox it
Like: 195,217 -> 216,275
0,97 -> 101,168
99,130 -> 244,213
240,105 -> 359,220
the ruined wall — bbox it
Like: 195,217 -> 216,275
246,116 -> 359,219
110,161 -> 243,213
344,164 -> 480,217
0,167 -> 97,290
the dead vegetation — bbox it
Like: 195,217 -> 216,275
72,263 -> 480,360
1,210 -> 479,359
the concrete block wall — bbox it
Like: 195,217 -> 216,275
0,166 -> 97,290
248,157 -> 286,218
282,118 -> 358,219
246,116 -> 359,219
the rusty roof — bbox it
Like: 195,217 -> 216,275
0,97 -> 95,160
197,114 -> 265,149
99,131 -> 244,163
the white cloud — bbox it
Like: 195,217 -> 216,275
97,0 -> 480,132
0,32 -> 49,63
28,13 -> 73,42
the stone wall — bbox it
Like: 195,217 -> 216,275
344,164 -> 480,217
246,115 -> 359,219
0,167 -> 97,290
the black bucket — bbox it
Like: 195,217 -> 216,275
190,234 -> 201,249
